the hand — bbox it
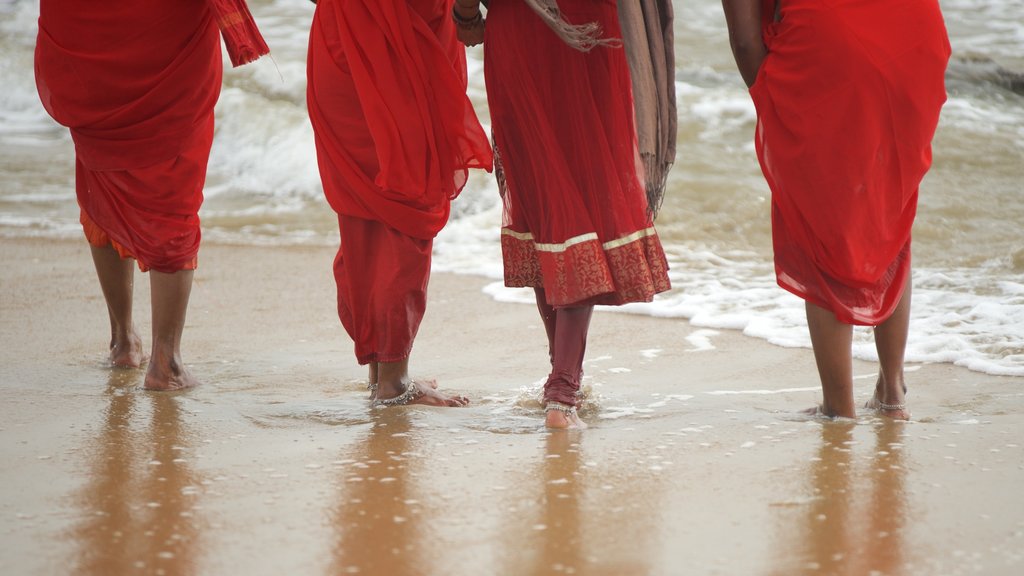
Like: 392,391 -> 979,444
453,1 -> 485,47
456,19 -> 485,47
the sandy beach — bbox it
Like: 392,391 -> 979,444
1,237 -> 1022,575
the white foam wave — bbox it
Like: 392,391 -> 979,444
459,245 -> 1024,377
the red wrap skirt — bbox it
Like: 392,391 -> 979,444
750,0 -> 950,324
35,0 -> 223,273
484,0 -> 671,307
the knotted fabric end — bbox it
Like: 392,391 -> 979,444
210,0 -> 270,67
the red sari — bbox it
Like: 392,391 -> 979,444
750,0 -> 950,325
35,0 -> 225,273
484,0 -> 671,307
307,0 -> 492,364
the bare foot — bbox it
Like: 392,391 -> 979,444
864,394 -> 910,421
143,358 -> 199,391
544,404 -> 587,429
803,404 -> 860,421
802,404 -> 824,417
367,364 -> 438,398
374,379 -> 467,407
109,331 -> 147,368
864,377 -> 910,420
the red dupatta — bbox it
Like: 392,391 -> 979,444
208,0 -> 270,66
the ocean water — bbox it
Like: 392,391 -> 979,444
1,0 -> 1022,376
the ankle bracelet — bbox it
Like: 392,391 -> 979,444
373,383 -> 422,407
544,402 -> 576,416
878,401 -> 906,412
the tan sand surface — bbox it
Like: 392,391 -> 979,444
1,238 -> 1022,575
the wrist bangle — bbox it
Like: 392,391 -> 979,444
452,6 -> 483,28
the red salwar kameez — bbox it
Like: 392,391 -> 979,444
307,0 -> 492,364
483,0 -> 672,408
34,1 -> 251,273
750,0 -> 950,325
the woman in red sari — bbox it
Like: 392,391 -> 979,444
35,1 -> 267,390
456,0 -> 675,428
723,0 -> 950,419
307,0 -> 493,406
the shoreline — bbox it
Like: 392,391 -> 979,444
2,237 -> 1022,575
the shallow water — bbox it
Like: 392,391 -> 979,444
11,369 -> 1022,576
3,235 -> 1023,575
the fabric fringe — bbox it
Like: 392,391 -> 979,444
522,0 -> 622,52
641,153 -> 670,216
209,0 -> 269,67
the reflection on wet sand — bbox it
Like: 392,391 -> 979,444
70,372 -> 201,575
774,422 -> 908,575
526,432 -> 586,576
329,411 -> 431,575
861,423 -> 908,575
500,432 -> 657,576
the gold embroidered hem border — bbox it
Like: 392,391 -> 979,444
501,227 -> 671,306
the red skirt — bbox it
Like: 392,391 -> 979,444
483,0 -> 671,307
307,0 -> 492,241
35,0 -> 222,273
750,0 -> 950,325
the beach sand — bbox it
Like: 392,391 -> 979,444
1,237 -> 1022,575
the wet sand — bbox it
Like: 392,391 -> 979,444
1,237 -> 1022,575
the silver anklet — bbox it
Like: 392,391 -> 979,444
373,383 -> 422,407
368,382 -> 378,394
544,402 -> 577,416
878,401 -> 906,411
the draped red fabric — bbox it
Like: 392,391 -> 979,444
484,0 -> 671,307
35,0 -> 224,273
307,0 -> 492,364
307,0 -> 493,241
750,0 -> 950,325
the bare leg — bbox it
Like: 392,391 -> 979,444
806,301 -> 856,418
89,244 -> 145,367
144,269 -> 199,391
375,358 -> 467,407
368,362 -> 378,397
545,305 -> 592,429
868,277 -> 912,420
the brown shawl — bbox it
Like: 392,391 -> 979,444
523,0 -> 677,217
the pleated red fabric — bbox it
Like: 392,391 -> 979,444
750,0 -> 950,325
35,0 -> 224,273
484,0 -> 671,308
307,0 -> 493,241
